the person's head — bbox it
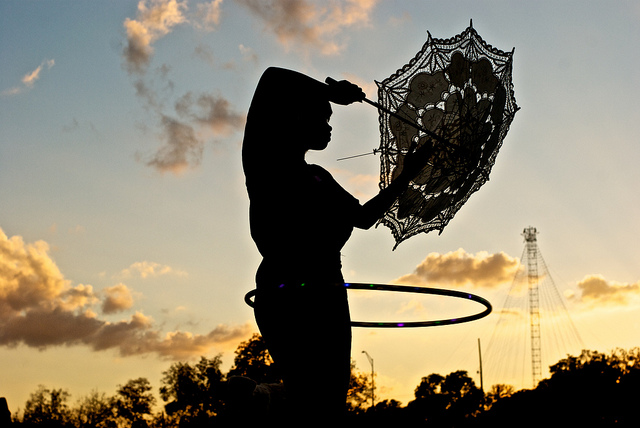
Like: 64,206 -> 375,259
293,100 -> 333,152
243,67 -> 335,168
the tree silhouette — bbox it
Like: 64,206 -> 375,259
484,383 -> 514,409
408,373 -> 448,425
407,370 -> 482,427
12,346 -> 640,427
347,359 -> 372,412
72,390 -> 117,428
223,334 -> 377,424
226,333 -> 281,384
538,348 -> 640,426
443,371 -> 483,424
351,399 -> 407,428
159,356 -> 225,426
414,373 -> 445,398
479,348 -> 640,427
22,385 -> 72,427
114,378 -> 155,428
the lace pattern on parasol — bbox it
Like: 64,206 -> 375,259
375,21 -> 519,249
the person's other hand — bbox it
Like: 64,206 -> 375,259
398,141 -> 434,183
325,77 -> 365,105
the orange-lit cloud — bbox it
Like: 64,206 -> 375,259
0,228 -> 250,358
123,0 -> 187,74
394,249 -> 521,289
102,283 -> 135,314
22,59 -> 55,87
1,59 -> 55,97
118,261 -> 187,279
575,274 -> 640,306
237,0 -> 378,55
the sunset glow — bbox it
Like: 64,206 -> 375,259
1,0 -> 639,412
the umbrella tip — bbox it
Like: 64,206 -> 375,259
469,18 -> 473,28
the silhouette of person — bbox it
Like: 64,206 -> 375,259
242,67 -> 426,424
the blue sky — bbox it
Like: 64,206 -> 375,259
1,0 -> 639,410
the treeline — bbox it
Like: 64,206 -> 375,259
4,336 -> 639,427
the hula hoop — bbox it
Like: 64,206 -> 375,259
243,282 -> 492,328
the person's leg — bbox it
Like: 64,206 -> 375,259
255,285 -> 351,423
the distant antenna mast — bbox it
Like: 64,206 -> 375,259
523,226 -> 542,386
477,338 -> 484,392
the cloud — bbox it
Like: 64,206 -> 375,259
1,59 -> 55,97
237,0 -> 378,55
22,59 -> 55,87
194,43 -> 216,65
0,228 -> 250,359
1,87 -> 23,97
142,92 -> 245,174
575,274 -> 640,306
194,0 -> 224,31
119,261 -> 188,279
238,44 -> 258,63
175,92 -> 245,136
0,230 -> 92,316
123,0 -> 187,74
132,78 -> 160,110
206,43 -> 259,70
102,283 -> 135,314
394,249 -> 521,289
86,315 -> 250,360
122,0 -> 245,174
146,115 -> 204,174
136,324 -> 252,360
123,0 -> 225,72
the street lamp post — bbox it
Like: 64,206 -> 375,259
362,350 -> 374,408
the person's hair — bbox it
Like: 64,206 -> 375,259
242,67 -> 331,179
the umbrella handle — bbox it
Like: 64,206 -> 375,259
363,98 -> 452,150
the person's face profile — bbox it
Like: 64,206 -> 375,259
300,101 -> 333,151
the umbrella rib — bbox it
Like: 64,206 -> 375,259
363,97 -> 453,150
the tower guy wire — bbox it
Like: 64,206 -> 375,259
484,227 -> 585,389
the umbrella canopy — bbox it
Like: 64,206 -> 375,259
375,21 -> 518,248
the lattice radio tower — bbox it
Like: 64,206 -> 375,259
484,227 -> 584,389
523,226 -> 543,385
